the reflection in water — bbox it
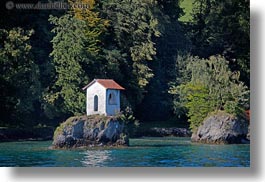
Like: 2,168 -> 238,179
0,138 -> 250,167
81,150 -> 111,167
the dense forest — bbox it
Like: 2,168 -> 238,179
0,0 -> 249,130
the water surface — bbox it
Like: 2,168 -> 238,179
0,137 -> 250,167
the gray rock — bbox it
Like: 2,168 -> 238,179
191,112 -> 249,144
52,115 -> 128,148
150,127 -> 191,137
72,120 -> 84,138
247,124 -> 250,140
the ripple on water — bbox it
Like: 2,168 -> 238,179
0,138 -> 250,167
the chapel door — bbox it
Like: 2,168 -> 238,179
94,95 -> 98,111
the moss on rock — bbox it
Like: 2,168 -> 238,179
52,115 -> 129,149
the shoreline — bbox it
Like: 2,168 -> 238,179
0,127 -> 54,142
0,126 -> 191,143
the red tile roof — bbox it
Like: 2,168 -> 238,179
82,79 -> 125,90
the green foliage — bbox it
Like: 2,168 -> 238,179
42,0 -> 165,122
0,0 -> 250,129
179,0 -> 195,22
102,0 -> 160,100
178,82 -> 213,130
187,0 -> 250,85
188,56 -> 249,114
44,14 -> 88,118
117,107 -> 140,136
135,0 -> 190,120
69,0 -> 108,55
45,5 -> 108,117
171,55 -> 249,131
0,28 -> 40,126
168,53 -> 192,118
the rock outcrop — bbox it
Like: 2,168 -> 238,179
52,115 -> 129,149
150,127 -> 191,137
191,112 -> 249,144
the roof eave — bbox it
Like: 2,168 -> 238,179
82,79 -> 125,91
82,79 -> 96,90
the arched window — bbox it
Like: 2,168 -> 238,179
108,92 -> 117,105
94,95 -> 98,111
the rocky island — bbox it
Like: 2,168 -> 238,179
191,112 -> 249,144
52,115 -> 129,149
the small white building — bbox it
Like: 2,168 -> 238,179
82,79 -> 125,116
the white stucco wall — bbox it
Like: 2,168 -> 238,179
86,82 -> 106,115
106,89 -> 121,116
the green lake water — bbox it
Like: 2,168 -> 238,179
0,137 -> 250,167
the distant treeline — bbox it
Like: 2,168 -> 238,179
0,0 -> 249,128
